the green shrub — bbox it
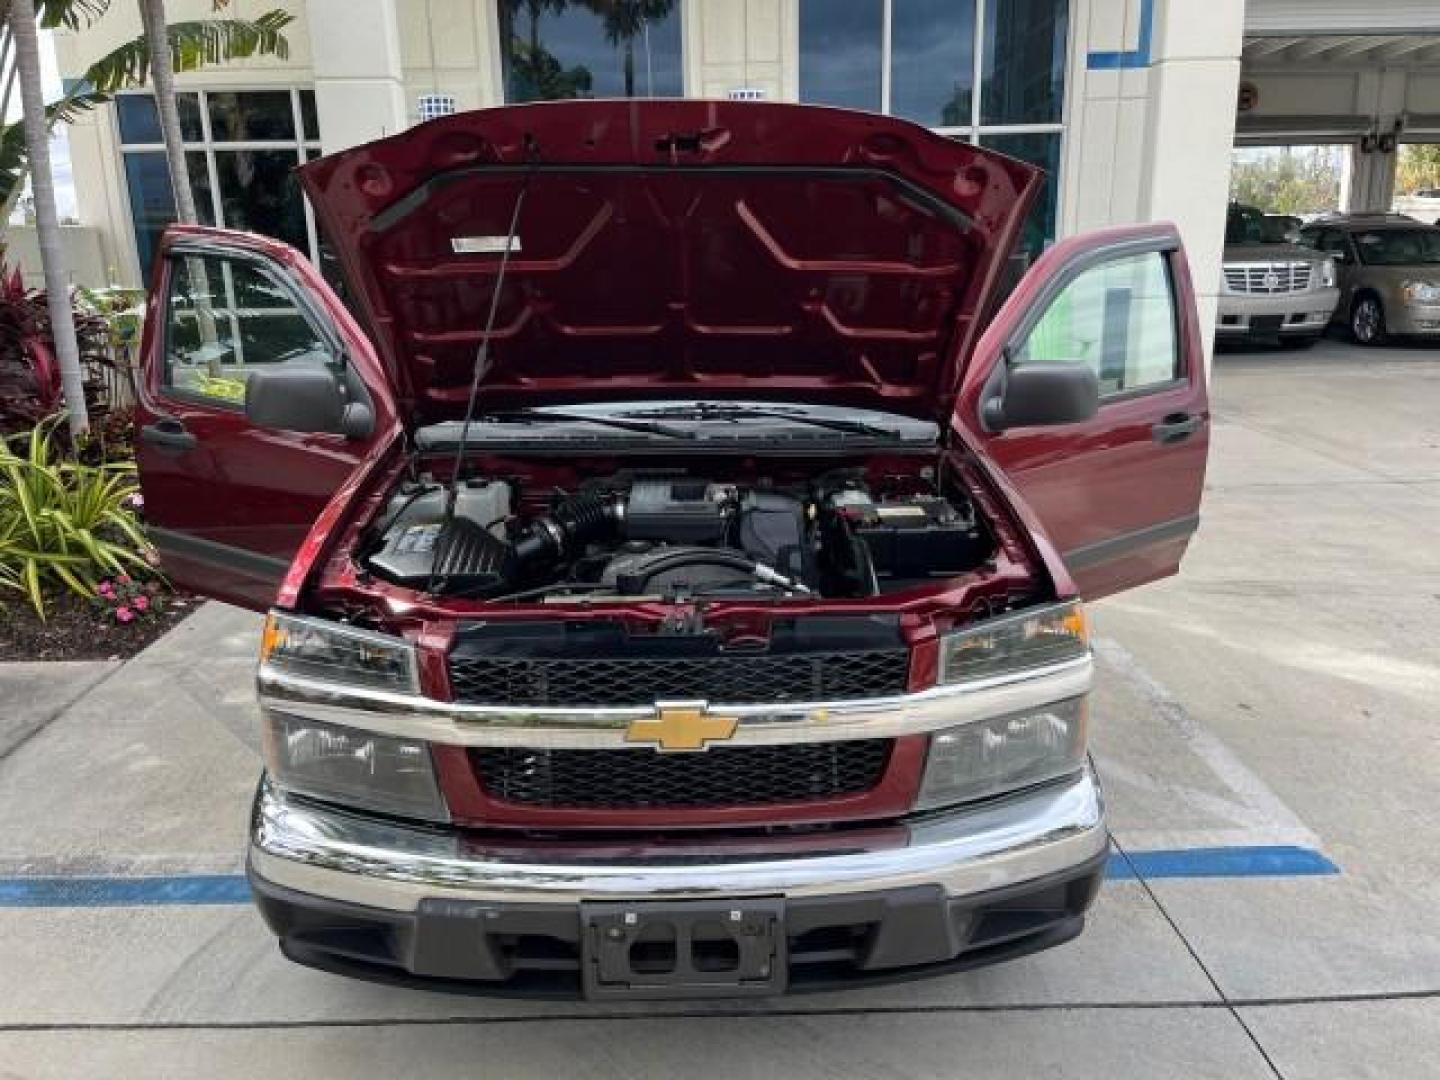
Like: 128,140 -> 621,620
0,417 -> 155,618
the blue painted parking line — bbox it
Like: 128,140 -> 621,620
0,846 -> 1339,907
0,874 -> 252,908
1107,845 -> 1339,881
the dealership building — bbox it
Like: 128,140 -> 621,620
33,0 -> 1440,349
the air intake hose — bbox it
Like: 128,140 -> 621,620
511,491 -> 623,567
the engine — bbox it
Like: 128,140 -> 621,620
362,472 -> 993,602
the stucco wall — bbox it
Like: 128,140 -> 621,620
0,225 -> 108,289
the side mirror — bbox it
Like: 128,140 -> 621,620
982,363 -> 1099,432
245,367 -> 370,438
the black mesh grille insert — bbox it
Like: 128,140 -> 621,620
448,650 -> 910,707
471,740 -> 893,809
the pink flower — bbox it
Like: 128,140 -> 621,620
118,573 -> 131,584
132,595 -> 149,612
97,580 -> 114,596
115,606 -> 135,623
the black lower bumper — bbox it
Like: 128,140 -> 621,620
249,851 -> 1108,999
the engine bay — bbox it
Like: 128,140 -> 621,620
360,466 -> 997,603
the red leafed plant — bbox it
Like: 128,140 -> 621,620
0,260 -> 62,431
0,256 -> 135,456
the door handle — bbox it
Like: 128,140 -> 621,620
1151,413 -> 1202,445
140,418 -> 197,452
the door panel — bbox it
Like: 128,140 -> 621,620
954,224 -> 1210,600
134,227 -> 398,610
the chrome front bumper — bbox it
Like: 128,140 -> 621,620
250,766 -> 1108,913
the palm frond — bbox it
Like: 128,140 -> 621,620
36,0 -> 111,31
83,12 -> 295,94
0,81 -> 110,205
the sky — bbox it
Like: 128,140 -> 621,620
6,29 -> 79,222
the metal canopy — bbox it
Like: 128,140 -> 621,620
1243,33 -> 1440,68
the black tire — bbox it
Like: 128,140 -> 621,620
1350,295 -> 1388,346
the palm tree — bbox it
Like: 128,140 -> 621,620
0,5 -> 293,209
139,0 -> 193,223
586,0 -> 674,97
7,0 -> 89,436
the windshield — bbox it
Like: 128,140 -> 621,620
1260,216 -> 1299,244
1353,229 -> 1440,265
1225,204 -> 1264,244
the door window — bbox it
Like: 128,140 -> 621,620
163,252 -> 334,407
1012,251 -> 1180,397
1309,229 -> 1351,262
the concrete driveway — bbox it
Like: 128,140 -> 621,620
1,338 -> 1437,1078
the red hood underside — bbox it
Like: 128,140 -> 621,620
300,100 -> 1039,424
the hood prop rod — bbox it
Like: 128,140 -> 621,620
431,136 -> 538,595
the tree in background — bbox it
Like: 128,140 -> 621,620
500,0 -> 593,101
1229,145 -> 1346,216
6,0 -> 89,436
585,0 -> 675,98
1396,144 -> 1440,194
0,2 -> 293,211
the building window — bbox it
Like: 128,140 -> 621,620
117,88 -> 322,276
799,0 -> 1068,259
497,0 -> 683,102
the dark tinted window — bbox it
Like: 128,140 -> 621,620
122,151 -> 214,274
300,90 -> 320,140
891,0 -> 975,126
1353,229 -> 1440,265
799,0 -> 883,111
982,0 -> 1068,124
983,131 -> 1060,263
116,92 -> 202,143
207,90 -> 296,141
213,150 -> 308,251
500,0 -> 683,101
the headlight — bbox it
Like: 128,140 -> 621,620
1402,281 -> 1440,305
262,712 -> 449,822
938,601 -> 1089,684
1320,259 -> 1337,288
260,610 -> 418,693
915,698 -> 1088,811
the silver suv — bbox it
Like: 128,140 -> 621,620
1217,204 -> 1339,348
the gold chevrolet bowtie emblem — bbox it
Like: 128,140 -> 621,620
625,703 -> 739,752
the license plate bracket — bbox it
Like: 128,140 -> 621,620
581,898 -> 786,999
1250,313 -> 1285,335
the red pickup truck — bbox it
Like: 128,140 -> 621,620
133,100 -> 1208,998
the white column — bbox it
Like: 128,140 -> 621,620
307,0 -> 410,153
1139,0 -> 1245,367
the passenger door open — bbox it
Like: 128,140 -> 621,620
133,227 -> 398,610
954,223 -> 1210,599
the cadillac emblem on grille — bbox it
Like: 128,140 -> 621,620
625,703 -> 739,752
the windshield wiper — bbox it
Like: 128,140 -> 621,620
628,402 -> 902,439
481,409 -> 696,440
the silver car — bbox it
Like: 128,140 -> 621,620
1217,205 -> 1339,348
1298,215 -> 1440,345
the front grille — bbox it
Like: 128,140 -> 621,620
471,740 -> 893,809
448,649 -> 910,706
1223,262 -> 1314,294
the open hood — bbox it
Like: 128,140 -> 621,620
299,100 -> 1039,424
